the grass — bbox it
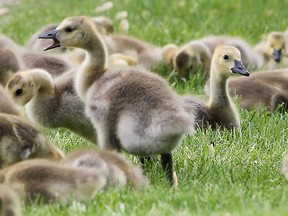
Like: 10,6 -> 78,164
1,0 -> 288,215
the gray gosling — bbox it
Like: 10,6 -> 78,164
6,69 -> 97,143
39,16 -> 195,185
183,45 -> 250,130
0,113 -> 64,168
22,52 -> 74,78
228,69 -> 288,112
0,159 -> 107,203
243,68 -> 288,91
60,149 -> 149,188
162,41 -> 212,78
254,31 -> 288,69
0,32 -> 73,80
0,184 -> 22,216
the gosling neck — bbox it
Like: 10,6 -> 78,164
84,33 -> 108,73
208,66 -> 232,108
76,29 -> 108,100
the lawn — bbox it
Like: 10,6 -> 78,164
1,0 -> 288,215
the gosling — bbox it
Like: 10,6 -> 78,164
39,16 -> 195,185
183,45 -> 250,130
0,159 -> 107,203
6,68 -> 97,143
60,149 -> 149,188
165,41 -> 212,78
0,113 -> 64,168
254,31 -> 288,69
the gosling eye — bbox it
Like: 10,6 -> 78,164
15,89 -> 23,96
223,55 -> 230,60
65,26 -> 74,33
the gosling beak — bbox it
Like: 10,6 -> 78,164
273,49 -> 282,63
38,29 -> 61,51
231,59 -> 250,76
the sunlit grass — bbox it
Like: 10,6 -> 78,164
1,0 -> 288,215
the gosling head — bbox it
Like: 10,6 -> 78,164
39,16 -> 97,51
211,45 -> 250,78
6,70 -> 39,106
266,32 -> 286,63
174,50 -> 200,78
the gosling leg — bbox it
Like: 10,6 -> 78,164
161,153 -> 174,186
139,156 -> 153,170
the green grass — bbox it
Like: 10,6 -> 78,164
2,0 -> 288,215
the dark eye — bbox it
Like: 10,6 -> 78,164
15,89 -> 23,96
65,26 -> 74,32
223,55 -> 229,60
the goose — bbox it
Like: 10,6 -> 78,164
39,16 -> 195,185
172,41 -> 212,78
0,85 -> 22,116
6,68 -> 97,143
254,31 -> 288,69
0,184 -> 22,216
60,149 -> 149,188
0,159 -> 107,203
183,45 -> 250,130
0,113 -> 64,168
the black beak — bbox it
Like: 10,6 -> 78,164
231,59 -> 250,76
273,49 -> 282,63
38,29 -> 61,51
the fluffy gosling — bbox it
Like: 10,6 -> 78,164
39,16 -> 195,185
